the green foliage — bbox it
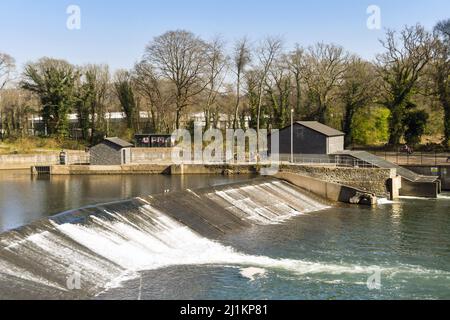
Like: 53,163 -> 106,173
114,71 -> 137,130
21,59 -> 79,138
352,107 -> 390,145
403,110 -> 429,146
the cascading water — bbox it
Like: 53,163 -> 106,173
0,178 -> 331,299
2,178 -> 446,300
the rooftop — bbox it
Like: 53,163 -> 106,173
295,121 -> 345,137
104,137 -> 134,148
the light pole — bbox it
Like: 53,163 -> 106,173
291,108 -> 294,163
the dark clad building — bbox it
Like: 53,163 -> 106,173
274,121 -> 345,155
135,134 -> 174,148
90,137 -> 134,165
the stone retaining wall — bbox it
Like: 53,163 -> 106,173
280,164 -> 396,197
275,172 -> 377,205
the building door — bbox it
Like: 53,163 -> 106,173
122,148 -> 131,165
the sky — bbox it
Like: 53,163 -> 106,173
0,0 -> 449,72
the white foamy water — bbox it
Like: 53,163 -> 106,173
377,198 -> 396,205
240,267 -> 267,281
0,179 -> 446,298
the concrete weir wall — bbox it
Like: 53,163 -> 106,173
275,172 -> 377,205
50,164 -> 170,175
279,164 -> 396,197
404,165 -> 450,191
170,164 -> 259,175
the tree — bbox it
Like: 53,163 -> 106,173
255,36 -> 283,148
144,30 -> 209,129
21,58 -> 79,137
85,65 -> 110,142
376,24 -> 435,145
301,43 -> 350,124
432,19 -> 450,147
134,61 -> 173,133
0,89 -> 35,138
0,53 -> 16,139
114,70 -> 137,131
232,37 -> 251,129
286,45 -> 304,117
0,53 -> 15,90
403,109 -> 429,146
339,57 -> 377,147
266,55 -> 292,129
203,36 -> 229,129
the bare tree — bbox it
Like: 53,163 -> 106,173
265,55 -> 292,128
203,36 -> 229,129
232,37 -> 251,129
301,43 -> 350,123
286,45 -> 304,116
376,24 -> 435,145
0,53 -> 15,90
78,64 -> 110,142
144,30 -> 209,129
0,89 -> 35,138
134,61 -> 174,132
255,36 -> 283,148
0,53 -> 16,139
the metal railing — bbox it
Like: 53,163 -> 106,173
278,155 -> 376,168
372,151 -> 450,166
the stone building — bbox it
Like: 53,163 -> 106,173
275,121 -> 345,155
90,137 -> 134,165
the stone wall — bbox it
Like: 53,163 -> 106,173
280,164 -> 396,197
275,172 -> 377,205
90,143 -> 122,165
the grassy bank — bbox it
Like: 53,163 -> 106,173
0,137 -> 87,155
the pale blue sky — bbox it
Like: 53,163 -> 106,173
0,0 -> 449,71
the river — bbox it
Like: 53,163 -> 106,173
0,171 -> 449,300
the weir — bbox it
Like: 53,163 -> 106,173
0,178 -> 330,299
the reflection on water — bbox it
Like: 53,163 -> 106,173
0,170 -> 255,233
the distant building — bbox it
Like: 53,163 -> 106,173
90,137 -> 134,165
135,134 -> 174,148
275,121 -> 345,155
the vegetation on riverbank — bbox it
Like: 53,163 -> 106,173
1,20 -> 449,150
0,137 -> 87,155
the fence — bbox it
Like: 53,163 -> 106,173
372,151 -> 450,166
278,154 -> 376,168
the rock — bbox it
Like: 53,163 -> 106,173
349,192 -> 376,205
223,169 -> 234,176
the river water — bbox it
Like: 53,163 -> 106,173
0,170 -> 254,233
0,171 -> 449,300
